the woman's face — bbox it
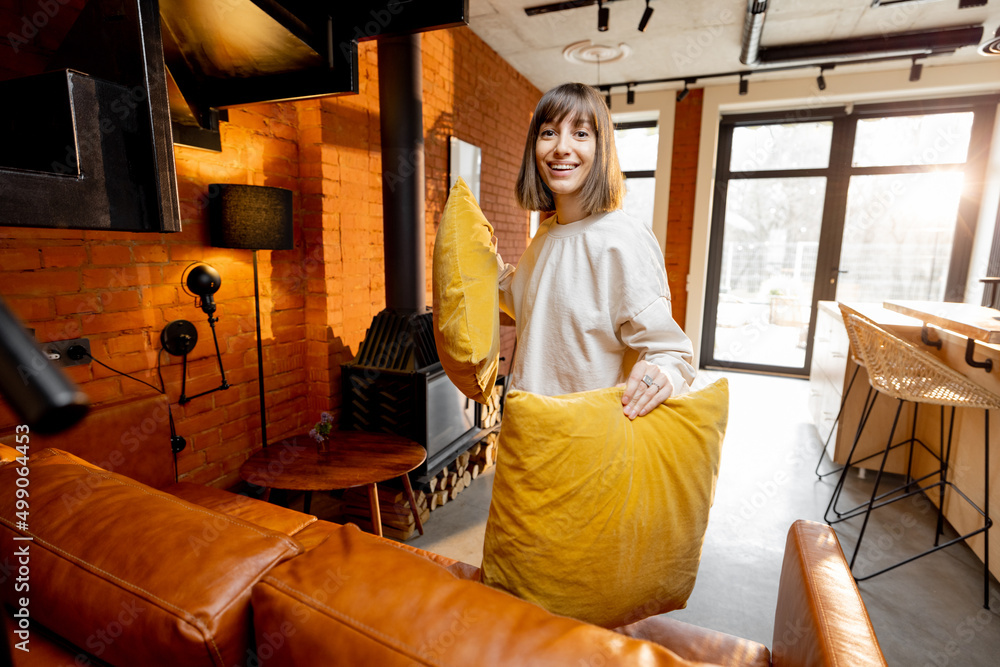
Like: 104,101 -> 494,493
535,114 -> 596,203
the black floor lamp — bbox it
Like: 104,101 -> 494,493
208,184 -> 293,449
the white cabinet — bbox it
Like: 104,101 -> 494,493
809,302 -> 849,461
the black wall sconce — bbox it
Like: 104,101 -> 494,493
161,262 -> 230,405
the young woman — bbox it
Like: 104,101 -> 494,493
498,82 -> 695,418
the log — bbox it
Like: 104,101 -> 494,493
456,452 -> 471,468
428,493 -> 438,511
427,477 -> 438,493
461,470 -> 472,488
470,463 -> 480,480
434,490 -> 449,506
469,442 -> 482,457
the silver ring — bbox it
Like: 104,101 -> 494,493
641,374 -> 659,390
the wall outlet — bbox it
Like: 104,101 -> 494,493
42,338 -> 91,367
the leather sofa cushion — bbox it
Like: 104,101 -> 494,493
0,394 -> 175,488
482,379 -> 728,628
0,448 -> 302,667
616,616 -> 770,667
167,481 -> 317,537
252,523 -> 702,666
0,441 -> 19,465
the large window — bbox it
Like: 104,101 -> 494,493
702,96 -> 997,376
614,120 -> 659,228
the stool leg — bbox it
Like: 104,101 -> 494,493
826,387 -> 877,523
402,472 -> 424,536
935,407 -> 956,547
904,402 -> 919,491
850,398 -> 904,572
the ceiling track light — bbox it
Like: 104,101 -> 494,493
909,57 -> 923,81
639,0 -> 654,32
816,67 -> 827,91
626,84 -> 635,105
739,74 -> 749,96
676,78 -> 694,103
598,0 -> 609,32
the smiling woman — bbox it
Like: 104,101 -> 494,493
502,82 -> 694,407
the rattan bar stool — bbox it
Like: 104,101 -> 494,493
823,304 -> 929,524
841,313 -> 997,608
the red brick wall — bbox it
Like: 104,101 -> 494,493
666,89 -> 703,330
0,19 -> 538,488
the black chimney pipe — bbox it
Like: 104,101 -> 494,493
378,34 -> 426,313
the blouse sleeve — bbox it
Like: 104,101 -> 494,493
619,298 -> 696,396
497,253 -> 516,321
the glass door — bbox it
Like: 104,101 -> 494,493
704,115 -> 838,374
702,97 -> 997,376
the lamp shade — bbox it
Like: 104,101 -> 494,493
208,184 -> 293,250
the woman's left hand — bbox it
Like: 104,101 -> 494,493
621,361 -> 673,420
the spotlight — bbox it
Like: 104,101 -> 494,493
598,0 -> 609,32
739,74 -> 748,96
638,0 -> 653,32
817,69 -> 826,91
909,57 -> 923,82
676,79 -> 693,103
605,88 -> 612,109
626,84 -> 635,105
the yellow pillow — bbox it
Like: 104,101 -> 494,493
432,178 -> 500,404
481,379 -> 728,629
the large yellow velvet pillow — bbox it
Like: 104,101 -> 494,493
433,177 -> 500,404
481,379 -> 728,629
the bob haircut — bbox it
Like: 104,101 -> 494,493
515,82 -> 625,215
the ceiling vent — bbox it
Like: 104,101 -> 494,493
562,40 -> 633,65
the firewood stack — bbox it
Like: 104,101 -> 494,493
339,485 -> 430,541
478,382 -> 505,429
426,432 -> 499,511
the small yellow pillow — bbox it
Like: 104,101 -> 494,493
481,379 -> 728,629
432,178 -> 500,404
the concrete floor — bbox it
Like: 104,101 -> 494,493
315,371 -> 1000,665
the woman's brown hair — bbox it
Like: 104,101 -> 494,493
515,83 -> 625,215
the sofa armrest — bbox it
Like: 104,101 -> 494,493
772,520 -> 886,667
615,616 -> 770,667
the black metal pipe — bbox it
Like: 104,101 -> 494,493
378,34 -> 426,314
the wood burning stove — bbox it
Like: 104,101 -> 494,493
340,33 -> 487,485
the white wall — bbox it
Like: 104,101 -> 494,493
684,60 -> 1000,368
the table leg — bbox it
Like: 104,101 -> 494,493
401,473 -> 424,536
367,482 -> 383,538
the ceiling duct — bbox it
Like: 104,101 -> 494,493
739,0 -> 982,68
740,0 -> 769,66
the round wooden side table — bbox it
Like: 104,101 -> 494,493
239,431 -> 427,538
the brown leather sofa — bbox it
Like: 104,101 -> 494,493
1,394 -> 887,666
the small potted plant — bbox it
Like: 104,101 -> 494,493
309,412 -> 333,452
